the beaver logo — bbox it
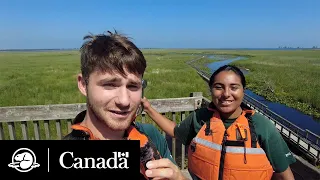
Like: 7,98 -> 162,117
8,148 -> 40,172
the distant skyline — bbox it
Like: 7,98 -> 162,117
0,0 -> 319,49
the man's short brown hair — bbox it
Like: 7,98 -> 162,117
80,30 -> 146,84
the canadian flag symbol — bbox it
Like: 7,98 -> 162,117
118,152 -> 129,158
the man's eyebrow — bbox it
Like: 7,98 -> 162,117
98,77 -> 121,83
128,80 -> 142,86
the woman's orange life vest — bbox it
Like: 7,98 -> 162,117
187,108 -> 274,180
71,123 -> 162,180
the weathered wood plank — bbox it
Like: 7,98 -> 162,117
310,147 -> 319,158
161,113 -> 166,137
8,122 -> 16,140
44,120 -> 50,140
0,103 -> 87,122
142,114 -> 146,123
290,133 -> 298,143
172,112 -> 176,161
181,111 -> 186,169
21,121 -> 28,140
33,121 -> 40,140
0,97 -> 203,122
0,123 -> 5,140
56,120 -> 62,140
283,128 -> 290,137
143,97 -> 202,114
67,119 -> 72,133
299,139 -> 308,151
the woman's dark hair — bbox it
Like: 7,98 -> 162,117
209,65 -> 246,89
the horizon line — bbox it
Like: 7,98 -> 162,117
0,47 -> 319,51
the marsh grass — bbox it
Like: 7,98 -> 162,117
0,50 -> 209,139
185,49 -> 320,119
229,50 -> 320,119
1,49 -> 320,140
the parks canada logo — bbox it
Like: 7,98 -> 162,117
59,151 -> 129,169
8,148 -> 40,172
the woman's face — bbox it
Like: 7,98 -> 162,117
211,70 -> 244,116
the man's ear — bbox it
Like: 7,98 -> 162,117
77,73 -> 87,96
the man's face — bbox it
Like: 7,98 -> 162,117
79,68 -> 143,131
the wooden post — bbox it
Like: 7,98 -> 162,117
0,123 -> 4,140
190,92 -> 203,97
172,112 -> 176,161
181,112 -> 186,169
190,92 -> 203,109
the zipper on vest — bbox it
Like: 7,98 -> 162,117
243,129 -> 248,164
236,124 -> 248,164
218,131 -> 228,180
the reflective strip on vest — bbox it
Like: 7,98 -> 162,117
194,137 -> 266,154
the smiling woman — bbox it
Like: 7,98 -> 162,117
142,64 -> 296,180
209,65 -> 246,120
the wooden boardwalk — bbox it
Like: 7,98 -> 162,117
1,92 -> 320,179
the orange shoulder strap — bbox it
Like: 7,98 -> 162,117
70,124 -> 99,140
126,125 -> 149,147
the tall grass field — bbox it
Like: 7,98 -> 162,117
0,49 -> 320,140
0,50 -> 212,140
207,50 -> 320,119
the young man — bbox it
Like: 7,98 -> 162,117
63,30 -> 187,180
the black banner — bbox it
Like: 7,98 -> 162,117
0,140 -> 140,178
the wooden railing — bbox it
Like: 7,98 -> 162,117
243,94 -> 320,164
1,88 -> 320,170
0,93 -> 203,170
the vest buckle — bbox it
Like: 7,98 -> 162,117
190,142 -> 196,152
236,123 -> 248,141
205,128 -> 212,136
205,120 -> 212,136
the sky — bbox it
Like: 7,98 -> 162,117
0,0 -> 319,49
